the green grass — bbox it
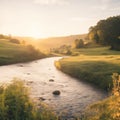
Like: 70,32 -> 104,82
55,47 -> 120,90
71,47 -> 120,56
0,39 -> 46,65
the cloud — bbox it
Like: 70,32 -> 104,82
33,0 -> 69,5
110,7 -> 120,11
92,0 -> 120,11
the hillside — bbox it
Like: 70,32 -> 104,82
0,39 -> 45,65
13,34 -> 87,51
13,36 -> 36,43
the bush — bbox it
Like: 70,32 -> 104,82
9,39 -> 20,44
72,39 -> 84,49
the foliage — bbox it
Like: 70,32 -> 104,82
0,80 -> 34,120
112,73 -> 120,96
0,79 -> 57,120
88,15 -> 120,50
72,39 -> 84,48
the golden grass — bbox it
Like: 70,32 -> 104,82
83,95 -> 120,120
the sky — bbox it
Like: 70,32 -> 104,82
0,0 -> 120,38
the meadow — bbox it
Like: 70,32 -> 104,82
55,47 -> 120,90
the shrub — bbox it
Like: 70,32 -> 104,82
9,39 -> 20,44
112,73 -> 120,96
72,39 -> 84,48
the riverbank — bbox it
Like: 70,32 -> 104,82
0,39 -> 46,65
55,47 -> 120,90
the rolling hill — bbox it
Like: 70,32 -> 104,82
35,34 -> 87,50
13,34 -> 87,51
0,39 -> 45,65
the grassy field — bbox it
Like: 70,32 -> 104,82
71,46 -> 120,56
0,39 -> 45,65
55,47 -> 120,90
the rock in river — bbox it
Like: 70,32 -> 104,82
49,79 -> 54,82
39,97 -> 46,101
52,90 -> 61,95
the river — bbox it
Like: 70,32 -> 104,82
0,57 -> 107,119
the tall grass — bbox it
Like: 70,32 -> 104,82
0,79 -> 57,120
83,73 -> 120,120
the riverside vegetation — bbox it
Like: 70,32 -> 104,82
83,73 -> 120,120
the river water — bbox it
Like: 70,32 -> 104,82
0,57 -> 107,119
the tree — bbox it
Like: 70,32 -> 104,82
72,39 -> 84,48
88,15 -> 120,50
21,40 -> 26,45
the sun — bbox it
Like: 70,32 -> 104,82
30,31 -> 42,39
29,28 -> 47,39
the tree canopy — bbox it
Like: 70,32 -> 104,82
88,15 -> 120,50
72,39 -> 84,49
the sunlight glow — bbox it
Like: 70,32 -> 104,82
30,30 -> 43,39
0,0 -> 119,38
